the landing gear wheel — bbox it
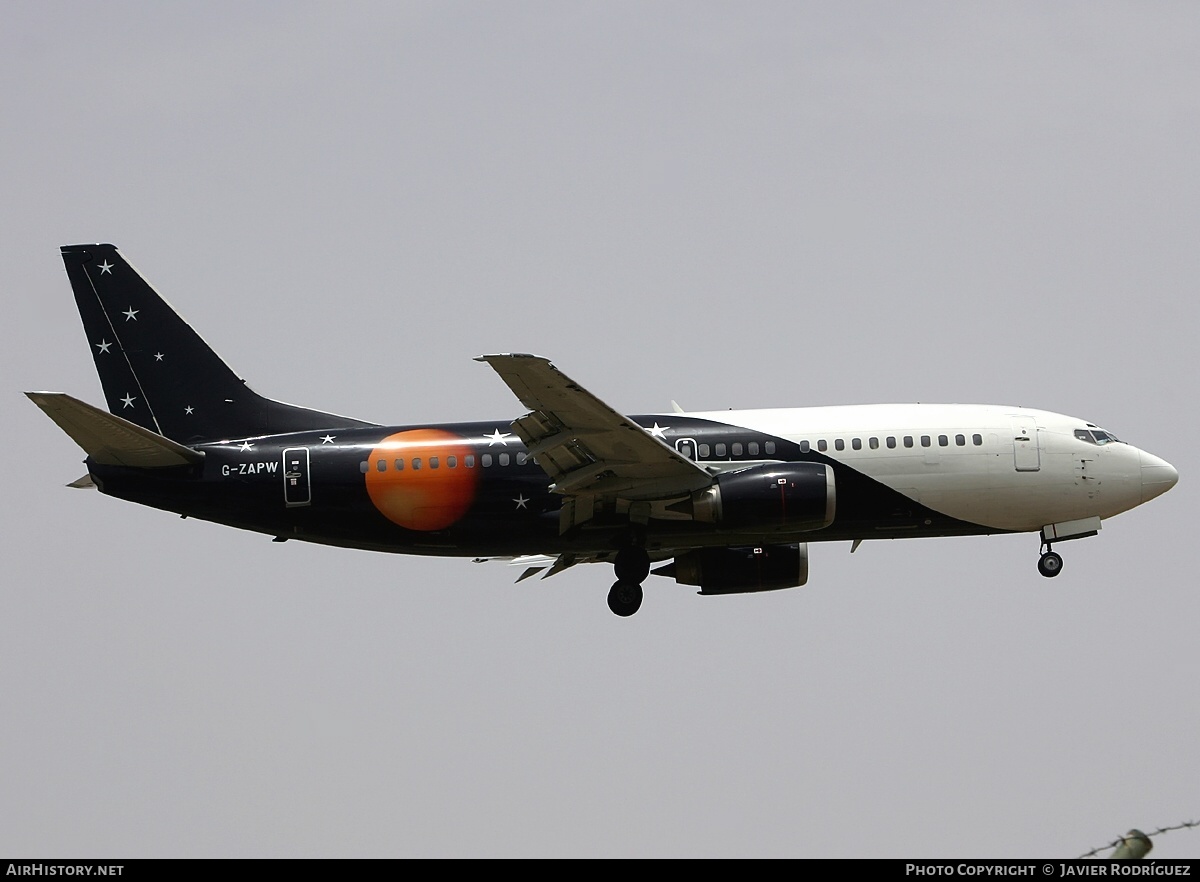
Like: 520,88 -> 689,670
1038,550 -> 1063,578
607,580 -> 643,617
614,547 -> 651,583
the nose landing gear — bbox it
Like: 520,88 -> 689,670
1036,519 -> 1101,579
608,546 -> 651,616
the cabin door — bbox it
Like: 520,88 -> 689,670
283,447 -> 312,506
1011,418 -> 1041,472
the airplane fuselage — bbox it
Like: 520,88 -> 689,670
87,403 -> 1175,560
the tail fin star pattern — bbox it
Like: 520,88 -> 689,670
60,244 -> 375,443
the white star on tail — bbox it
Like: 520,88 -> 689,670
154,353 -> 164,361
120,394 -> 136,409
123,307 -> 138,321
184,406 -> 194,415
646,422 -> 670,439
513,494 -> 529,510
486,429 -> 512,446
98,261 -> 113,274
95,339 -> 112,354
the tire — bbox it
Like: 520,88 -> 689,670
1038,551 -> 1063,578
614,547 -> 651,583
607,580 -> 644,616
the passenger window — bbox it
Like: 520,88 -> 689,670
394,459 -> 404,471
698,444 -> 710,458
412,458 -> 422,470
955,434 -> 965,446
377,459 -> 386,472
835,439 -> 845,451
972,434 -> 983,446
886,437 -> 896,449
938,435 -> 948,447
921,436 -> 931,447
499,453 -> 510,466
429,456 -> 439,469
517,452 -> 527,465
817,440 -> 827,452
748,442 -> 759,455
904,436 -> 914,448
851,438 -> 862,450
359,461 -> 369,474
732,442 -> 743,456
482,454 -> 492,467
715,443 -> 727,457
869,437 -> 879,449
799,441 -> 810,454
447,455 -> 457,468
465,454 -> 475,467
765,441 -> 776,455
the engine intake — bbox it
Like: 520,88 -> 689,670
691,462 -> 835,532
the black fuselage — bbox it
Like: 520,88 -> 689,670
89,414 -> 998,560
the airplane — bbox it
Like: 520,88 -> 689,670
28,244 -> 1178,616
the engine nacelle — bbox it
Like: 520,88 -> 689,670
691,462 -> 835,532
665,543 -> 809,595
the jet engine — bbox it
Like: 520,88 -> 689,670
689,462 -> 835,532
659,543 -> 809,595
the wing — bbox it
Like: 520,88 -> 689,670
476,354 -> 712,531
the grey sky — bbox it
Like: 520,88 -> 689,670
3,1 -> 1197,857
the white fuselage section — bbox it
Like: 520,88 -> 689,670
685,404 -> 1176,534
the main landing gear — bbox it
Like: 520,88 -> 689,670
608,546 -> 651,616
1038,544 -> 1064,578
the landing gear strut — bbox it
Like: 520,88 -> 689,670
609,546 -> 651,616
1038,544 -> 1063,578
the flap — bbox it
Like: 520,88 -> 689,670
476,354 -> 710,501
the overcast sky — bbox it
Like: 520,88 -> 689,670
3,1 -> 1197,858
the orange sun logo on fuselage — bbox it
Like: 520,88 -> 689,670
364,429 -> 480,531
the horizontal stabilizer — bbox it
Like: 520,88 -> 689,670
26,392 -> 204,468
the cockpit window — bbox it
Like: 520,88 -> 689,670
1075,426 -> 1123,445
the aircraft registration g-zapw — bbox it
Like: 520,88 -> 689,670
29,245 -> 1178,615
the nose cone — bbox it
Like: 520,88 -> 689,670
1140,450 -> 1179,503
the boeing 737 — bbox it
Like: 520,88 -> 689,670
28,244 -> 1178,615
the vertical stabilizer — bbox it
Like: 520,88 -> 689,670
59,244 -> 374,442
